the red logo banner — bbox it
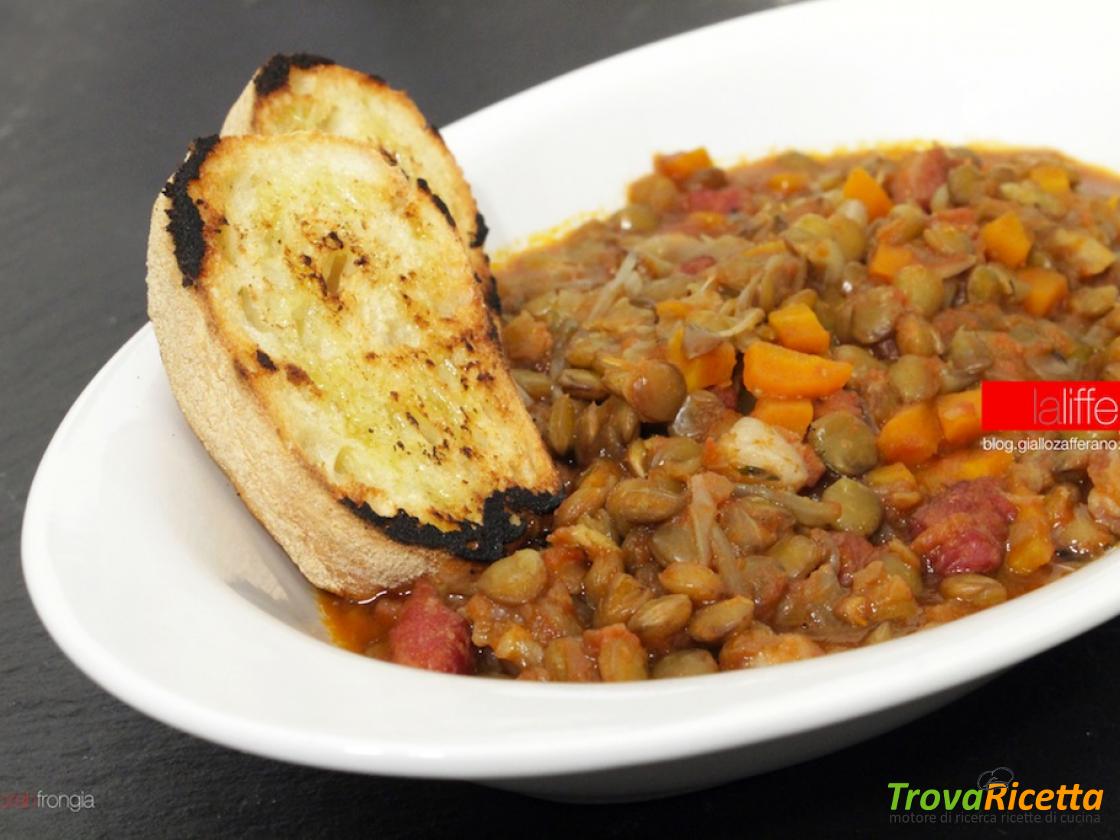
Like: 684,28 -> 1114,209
981,381 -> 1120,431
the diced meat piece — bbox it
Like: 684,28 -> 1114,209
915,525 -> 1003,576
684,187 -> 743,214
389,579 -> 474,674
890,148 -> 951,209
909,479 -> 1016,576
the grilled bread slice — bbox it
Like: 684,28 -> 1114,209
146,133 -> 560,598
221,54 -> 495,304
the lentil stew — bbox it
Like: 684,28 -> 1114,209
320,144 -> 1120,680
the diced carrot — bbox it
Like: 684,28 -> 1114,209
655,299 -> 694,321
915,449 -> 1014,494
868,242 -> 915,281
1018,267 -> 1069,316
980,211 -> 1033,267
767,170 -> 809,195
842,167 -> 893,220
751,397 -> 815,438
877,402 -> 943,466
936,389 -> 983,447
863,462 -> 922,509
666,327 -> 738,392
768,303 -> 831,354
684,188 -> 741,215
1028,164 -> 1071,195
654,148 -> 713,183
1005,498 -> 1054,574
865,462 -> 917,489
741,341 -> 852,399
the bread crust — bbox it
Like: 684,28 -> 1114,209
221,76 -> 257,137
146,135 -> 557,599
148,191 -> 446,597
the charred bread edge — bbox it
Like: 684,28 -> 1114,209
344,486 -> 561,563
158,136 -> 559,571
252,53 -> 336,97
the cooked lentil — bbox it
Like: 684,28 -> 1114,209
321,145 -> 1120,680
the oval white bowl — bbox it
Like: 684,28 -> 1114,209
23,0 -> 1120,801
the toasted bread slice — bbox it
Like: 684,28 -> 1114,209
146,134 -> 559,598
222,54 -> 495,306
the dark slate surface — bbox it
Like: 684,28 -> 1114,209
1,1 -> 1117,837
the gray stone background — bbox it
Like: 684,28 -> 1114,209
2,2 -> 1117,837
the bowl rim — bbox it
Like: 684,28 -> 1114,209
22,333 -> 1120,780
22,0 -> 1120,780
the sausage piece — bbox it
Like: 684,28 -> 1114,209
389,579 -> 474,674
909,478 -> 1016,576
890,147 -> 951,209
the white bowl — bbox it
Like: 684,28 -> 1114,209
23,0 -> 1120,802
